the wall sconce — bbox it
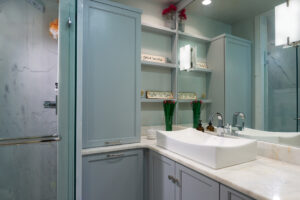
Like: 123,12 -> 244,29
275,0 -> 300,46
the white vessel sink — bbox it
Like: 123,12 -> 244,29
237,128 -> 300,147
156,128 -> 257,169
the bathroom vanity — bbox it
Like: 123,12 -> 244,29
82,148 -> 253,200
81,137 -> 300,200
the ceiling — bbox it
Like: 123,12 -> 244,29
185,0 -> 285,24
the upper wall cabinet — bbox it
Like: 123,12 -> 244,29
77,0 -> 142,148
207,34 -> 252,126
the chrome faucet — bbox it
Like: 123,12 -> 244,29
209,112 -> 224,128
209,112 -> 224,136
232,112 -> 245,131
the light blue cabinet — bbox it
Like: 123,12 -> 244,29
176,164 -> 219,200
82,149 -> 143,200
79,0 -> 142,148
220,185 -> 254,200
207,34 -> 252,126
149,151 -> 219,200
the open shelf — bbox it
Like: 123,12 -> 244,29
141,98 -> 177,103
142,22 -> 177,36
178,31 -> 211,43
141,60 -> 177,69
178,99 -> 212,104
188,68 -> 212,73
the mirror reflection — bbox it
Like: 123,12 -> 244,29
182,0 -> 300,147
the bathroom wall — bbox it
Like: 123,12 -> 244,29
0,0 -> 58,199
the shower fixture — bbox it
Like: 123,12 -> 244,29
25,0 -> 45,12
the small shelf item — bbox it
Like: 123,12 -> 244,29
146,91 -> 174,99
178,92 -> 197,100
141,53 -> 166,64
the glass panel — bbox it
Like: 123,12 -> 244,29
0,0 -> 58,199
263,10 -> 297,132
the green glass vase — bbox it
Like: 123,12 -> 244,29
192,101 -> 202,128
163,100 -> 177,131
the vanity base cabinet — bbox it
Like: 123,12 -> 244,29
176,164 -> 219,200
149,151 -> 176,200
149,151 -> 219,200
82,149 -> 143,200
220,185 -> 254,200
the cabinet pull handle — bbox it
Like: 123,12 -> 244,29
106,153 -> 124,158
168,175 -> 176,183
168,175 -> 181,186
105,140 -> 121,146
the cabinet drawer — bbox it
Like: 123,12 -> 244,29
220,185 -> 254,200
83,149 -> 143,200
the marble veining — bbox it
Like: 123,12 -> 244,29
82,137 -> 300,200
257,141 -> 300,166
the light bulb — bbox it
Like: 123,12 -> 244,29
202,0 -> 212,6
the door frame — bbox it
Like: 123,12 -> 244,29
57,0 -> 76,199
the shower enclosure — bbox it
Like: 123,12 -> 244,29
0,0 -> 75,199
260,10 -> 300,132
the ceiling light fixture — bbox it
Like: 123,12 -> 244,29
202,0 -> 212,6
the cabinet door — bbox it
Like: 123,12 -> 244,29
225,36 -> 252,126
149,151 -> 176,200
220,185 -> 254,200
82,149 -> 143,200
175,163 -> 219,200
80,0 -> 141,148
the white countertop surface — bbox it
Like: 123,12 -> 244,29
82,137 -> 300,200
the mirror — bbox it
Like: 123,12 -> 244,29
181,0 -> 300,148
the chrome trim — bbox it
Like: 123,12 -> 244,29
0,135 -> 61,146
105,140 -> 121,146
106,153 -> 124,158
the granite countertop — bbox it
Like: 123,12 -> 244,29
82,137 -> 300,200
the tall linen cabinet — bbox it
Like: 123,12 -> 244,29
207,34 -> 252,126
77,0 -> 142,149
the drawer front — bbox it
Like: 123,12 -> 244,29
83,149 -> 143,200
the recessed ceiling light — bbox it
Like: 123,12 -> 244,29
202,0 -> 211,5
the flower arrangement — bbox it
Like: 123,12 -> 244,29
163,100 -> 177,131
179,9 -> 187,21
191,100 -> 202,128
162,4 -> 177,16
162,4 -> 177,29
178,9 -> 187,32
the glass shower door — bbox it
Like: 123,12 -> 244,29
0,0 -> 61,199
262,10 -> 299,132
